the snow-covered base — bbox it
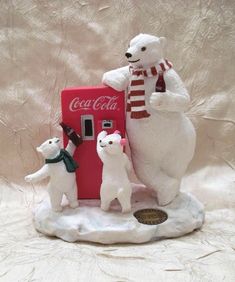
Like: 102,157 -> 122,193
34,186 -> 205,244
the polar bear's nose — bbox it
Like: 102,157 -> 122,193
125,52 -> 132,58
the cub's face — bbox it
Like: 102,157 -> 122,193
99,133 -> 123,155
125,33 -> 166,68
37,137 -> 61,159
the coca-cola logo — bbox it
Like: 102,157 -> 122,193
69,96 -> 119,112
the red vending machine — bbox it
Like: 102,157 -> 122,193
61,85 -> 126,199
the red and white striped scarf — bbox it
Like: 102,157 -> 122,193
127,59 -> 172,119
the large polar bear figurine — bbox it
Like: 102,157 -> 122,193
102,33 -> 196,206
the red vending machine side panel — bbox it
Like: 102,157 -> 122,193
61,85 -> 126,199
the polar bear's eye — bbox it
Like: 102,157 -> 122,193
109,141 -> 113,145
141,46 -> 146,51
49,141 -> 52,144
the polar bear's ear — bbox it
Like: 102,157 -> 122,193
120,138 -> 126,146
159,37 -> 167,49
114,130 -> 121,135
36,147 -> 42,153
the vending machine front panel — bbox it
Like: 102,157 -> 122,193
61,85 -> 126,199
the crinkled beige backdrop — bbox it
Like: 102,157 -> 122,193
0,0 -> 235,281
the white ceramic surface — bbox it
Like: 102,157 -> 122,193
34,186 -> 204,244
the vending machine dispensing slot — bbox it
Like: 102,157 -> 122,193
81,115 -> 95,140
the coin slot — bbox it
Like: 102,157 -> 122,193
102,120 -> 113,129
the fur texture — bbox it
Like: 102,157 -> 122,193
102,33 -> 196,206
25,138 -> 79,212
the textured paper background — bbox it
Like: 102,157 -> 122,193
0,0 -> 235,281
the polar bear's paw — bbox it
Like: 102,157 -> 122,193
97,130 -> 108,141
25,175 -> 33,183
52,206 -> 63,213
150,91 -> 175,112
70,200 -> 79,209
121,206 -> 131,213
157,178 -> 180,206
102,71 -> 127,92
101,202 -> 110,212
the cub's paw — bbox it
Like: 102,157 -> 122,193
97,130 -> 107,141
150,91 -> 173,111
102,72 -> 126,91
25,175 -> 34,183
52,206 -> 63,213
70,200 -> 79,209
122,206 -> 131,213
101,202 -> 110,212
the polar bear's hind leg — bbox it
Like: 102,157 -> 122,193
48,186 -> 63,212
117,187 -> 132,213
143,169 -> 180,206
66,183 -> 79,208
100,183 -> 114,211
156,175 -> 180,206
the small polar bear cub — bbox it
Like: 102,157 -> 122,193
25,137 -> 79,212
97,130 -> 132,213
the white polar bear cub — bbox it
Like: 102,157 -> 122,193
97,130 -> 132,213
102,33 -> 196,206
25,138 -> 79,212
